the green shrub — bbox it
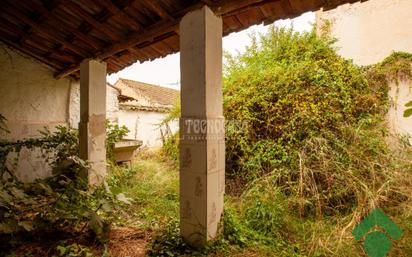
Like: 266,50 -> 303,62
0,127 -> 120,238
223,27 -> 386,178
106,121 -> 129,161
156,26 -> 412,256
162,132 -> 179,162
0,119 -> 131,255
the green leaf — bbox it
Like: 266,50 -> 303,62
404,108 -> 412,118
405,100 -> 412,107
56,245 -> 67,256
0,191 -> 13,203
18,221 -> 34,231
89,212 -> 104,235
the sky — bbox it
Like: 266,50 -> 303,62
107,12 -> 316,90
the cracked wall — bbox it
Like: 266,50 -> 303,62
0,43 -> 79,181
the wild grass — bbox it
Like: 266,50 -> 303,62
108,153 -> 179,231
146,27 -> 412,256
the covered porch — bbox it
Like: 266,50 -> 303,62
0,0 -> 364,247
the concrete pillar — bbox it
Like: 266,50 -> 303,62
179,6 -> 225,247
79,60 -> 107,186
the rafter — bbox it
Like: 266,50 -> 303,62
20,0 -> 102,50
55,0 -> 275,79
0,18 -> 77,63
63,1 -> 123,41
0,0 -> 359,79
55,19 -> 179,79
0,2 -> 89,57
142,0 -> 175,21
98,0 -> 142,31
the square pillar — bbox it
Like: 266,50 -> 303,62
79,60 -> 107,186
179,6 -> 225,247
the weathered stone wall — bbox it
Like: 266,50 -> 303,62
0,43 -> 79,181
317,0 -> 412,140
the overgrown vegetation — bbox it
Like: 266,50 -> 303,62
108,153 -> 179,231
1,25 -> 411,257
0,121 -> 130,256
106,121 -> 129,162
153,26 -> 412,256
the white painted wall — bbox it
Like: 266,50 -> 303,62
67,76 -> 177,148
317,0 -> 412,140
118,109 -> 178,148
317,0 -> 412,65
0,43 -> 79,181
106,85 -> 120,123
68,81 -> 120,128
0,43 -> 78,140
0,43 -> 177,182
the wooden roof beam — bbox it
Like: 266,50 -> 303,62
213,0 -> 282,17
55,1 -> 211,79
21,0 -> 103,50
0,36 -> 63,70
142,0 -> 175,21
4,0 -> 60,45
98,0 -> 142,31
0,18 -> 77,63
63,1 -> 123,41
0,3 -> 90,57
55,0 -> 280,79
55,19 -> 179,79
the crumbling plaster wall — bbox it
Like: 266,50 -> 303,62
317,0 -> 412,140
0,43 -> 79,181
68,82 -> 119,128
106,85 -> 120,123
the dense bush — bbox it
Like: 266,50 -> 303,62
223,27 -> 412,217
223,27 -> 386,178
154,26 -> 412,256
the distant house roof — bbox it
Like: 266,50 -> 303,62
114,78 -> 179,112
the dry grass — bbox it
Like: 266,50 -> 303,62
108,227 -> 149,257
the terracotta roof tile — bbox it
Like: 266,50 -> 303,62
116,78 -> 179,107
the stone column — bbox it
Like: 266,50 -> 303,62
179,6 -> 225,247
79,60 -> 107,186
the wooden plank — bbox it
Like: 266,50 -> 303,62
0,36 -> 64,70
142,0 -> 175,21
63,1 -> 123,41
98,0 -> 142,31
20,0 -> 102,50
54,0 -> 353,79
236,5 -> 265,27
212,0 -> 281,17
55,19 -> 179,78
0,19 -> 77,64
54,1 -> 210,78
0,2 -> 90,57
